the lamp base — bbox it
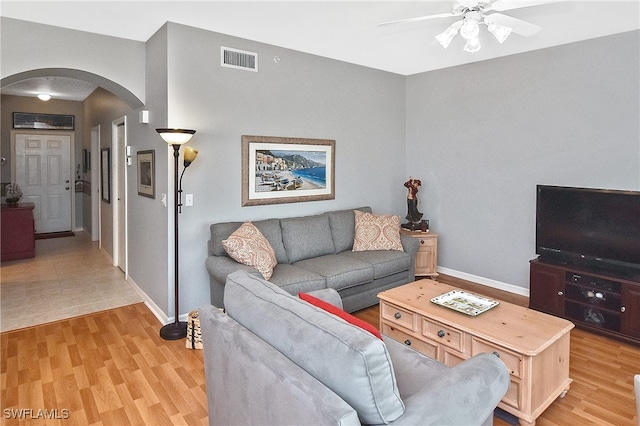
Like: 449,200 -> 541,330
160,321 -> 187,340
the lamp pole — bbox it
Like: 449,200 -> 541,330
160,143 -> 187,340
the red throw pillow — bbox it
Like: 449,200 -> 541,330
299,292 -> 383,340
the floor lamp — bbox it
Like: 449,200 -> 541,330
156,128 -> 198,340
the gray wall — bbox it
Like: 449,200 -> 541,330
1,17 -> 146,107
159,23 -> 407,316
406,30 -> 640,292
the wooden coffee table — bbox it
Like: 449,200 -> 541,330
378,279 -> 574,426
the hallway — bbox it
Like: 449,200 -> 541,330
0,232 -> 142,332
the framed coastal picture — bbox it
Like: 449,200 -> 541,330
137,150 -> 155,199
241,135 -> 335,206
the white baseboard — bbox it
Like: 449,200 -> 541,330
126,276 -> 189,325
437,267 -> 530,298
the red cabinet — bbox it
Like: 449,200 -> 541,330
1,203 -> 35,261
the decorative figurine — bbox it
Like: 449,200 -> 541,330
4,183 -> 23,206
402,177 -> 424,231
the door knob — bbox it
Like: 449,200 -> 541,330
65,187 -> 70,190
66,179 -> 70,183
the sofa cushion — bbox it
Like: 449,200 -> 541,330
268,264 -> 327,294
324,207 -> 372,253
211,218 -> 288,264
294,254 -> 374,291
299,292 -> 382,340
341,250 -> 412,279
281,214 -> 335,263
224,270 -> 405,424
222,222 -> 277,280
353,211 -> 403,251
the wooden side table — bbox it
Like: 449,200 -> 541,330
1,202 -> 36,261
400,229 -> 438,278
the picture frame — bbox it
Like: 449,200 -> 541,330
242,135 -> 335,206
101,148 -> 111,203
13,112 -> 74,130
83,149 -> 90,173
137,150 -> 155,199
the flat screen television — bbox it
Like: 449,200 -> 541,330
536,185 -> 640,277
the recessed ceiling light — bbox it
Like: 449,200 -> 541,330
37,93 -> 51,101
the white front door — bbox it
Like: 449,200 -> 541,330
14,133 -> 72,234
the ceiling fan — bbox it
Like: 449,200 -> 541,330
379,0 -> 559,53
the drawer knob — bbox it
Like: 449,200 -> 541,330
395,312 -> 402,319
437,330 -> 445,338
420,240 -> 425,244
557,291 -> 564,296
621,306 -> 626,313
492,351 -> 500,358
404,339 -> 411,346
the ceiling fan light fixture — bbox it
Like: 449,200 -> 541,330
463,37 -> 482,53
435,24 -> 459,49
487,21 -> 512,44
459,18 -> 480,40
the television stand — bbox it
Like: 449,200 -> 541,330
529,258 -> 640,346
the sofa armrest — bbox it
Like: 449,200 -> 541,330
199,305 -> 361,426
205,255 -> 261,306
384,336 -> 510,426
400,233 -> 420,256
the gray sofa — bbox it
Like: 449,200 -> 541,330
205,207 -> 420,312
200,270 -> 510,426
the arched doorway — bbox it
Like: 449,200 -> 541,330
1,68 -> 144,271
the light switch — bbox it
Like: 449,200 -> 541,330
185,194 -> 193,206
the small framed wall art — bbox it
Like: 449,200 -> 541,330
101,148 -> 111,203
137,150 -> 155,199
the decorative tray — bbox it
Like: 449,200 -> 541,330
430,290 -> 499,316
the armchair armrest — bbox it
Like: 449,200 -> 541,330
384,336 -> 510,426
306,288 -> 344,310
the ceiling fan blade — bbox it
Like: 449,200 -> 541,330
485,13 -> 541,36
378,12 -> 460,27
490,0 -> 562,12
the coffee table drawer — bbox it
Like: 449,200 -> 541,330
381,302 -> 417,332
382,323 -> 438,359
421,317 -> 463,352
472,338 -> 522,378
502,378 -> 522,410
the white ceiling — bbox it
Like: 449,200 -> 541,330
1,1 -> 639,101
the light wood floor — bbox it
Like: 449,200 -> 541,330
2,274 -> 638,425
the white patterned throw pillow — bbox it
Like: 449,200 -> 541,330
352,210 -> 403,251
222,222 -> 277,279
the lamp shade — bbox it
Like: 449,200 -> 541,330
183,146 -> 199,167
156,128 -> 196,145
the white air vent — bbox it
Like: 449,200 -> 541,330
221,46 -> 258,72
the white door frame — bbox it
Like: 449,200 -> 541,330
112,117 -> 128,276
91,126 -> 100,243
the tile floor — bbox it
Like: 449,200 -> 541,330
0,232 -> 143,332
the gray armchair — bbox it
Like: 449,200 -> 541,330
200,271 -> 510,425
